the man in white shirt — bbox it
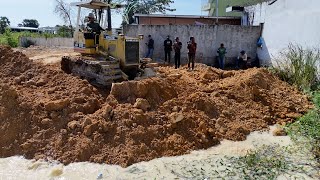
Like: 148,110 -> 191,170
236,50 -> 248,69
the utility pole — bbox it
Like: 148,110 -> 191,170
215,0 -> 219,24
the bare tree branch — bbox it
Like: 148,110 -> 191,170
54,0 -> 73,35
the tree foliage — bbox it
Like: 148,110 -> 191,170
56,25 -> 73,37
0,16 -> 10,34
107,0 -> 175,24
54,0 -> 74,35
22,19 -> 40,28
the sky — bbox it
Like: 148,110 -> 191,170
0,0 -> 204,28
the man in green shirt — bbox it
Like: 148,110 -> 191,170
217,43 -> 227,70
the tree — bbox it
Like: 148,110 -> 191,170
0,16 -> 10,34
106,0 -> 175,25
22,19 -> 40,28
54,0 -> 74,35
57,25 -> 73,37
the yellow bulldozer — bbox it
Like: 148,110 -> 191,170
61,0 -> 150,86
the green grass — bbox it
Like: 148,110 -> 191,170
269,44 -> 320,91
286,91 -> 320,165
226,144 -> 313,180
0,29 -> 59,47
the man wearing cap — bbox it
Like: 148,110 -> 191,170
164,35 -> 173,63
87,13 -> 105,45
87,13 -> 105,34
173,37 -> 182,69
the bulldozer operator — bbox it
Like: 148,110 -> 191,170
87,13 -> 105,44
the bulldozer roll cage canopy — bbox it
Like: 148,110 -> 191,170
70,0 -> 124,10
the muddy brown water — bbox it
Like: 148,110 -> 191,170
0,126 -> 317,180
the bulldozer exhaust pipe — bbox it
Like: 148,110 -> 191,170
107,0 -> 112,31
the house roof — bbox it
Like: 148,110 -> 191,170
134,14 -> 241,19
9,26 -> 38,30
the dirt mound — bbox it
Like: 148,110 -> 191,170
0,46 -> 312,167
0,46 -> 103,158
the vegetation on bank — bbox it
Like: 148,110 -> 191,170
272,44 -> 319,166
232,44 -> 320,179
270,44 -> 320,91
0,27 -> 73,48
0,29 -> 59,47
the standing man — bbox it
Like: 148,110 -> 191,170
173,37 -> 182,69
187,37 -> 197,70
145,35 -> 154,59
164,35 -> 173,63
217,43 -> 227,70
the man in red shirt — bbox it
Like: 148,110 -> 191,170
187,37 -> 197,70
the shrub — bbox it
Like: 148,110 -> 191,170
0,30 -> 60,47
3,29 -> 18,47
270,44 -> 320,91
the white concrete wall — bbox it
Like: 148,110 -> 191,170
124,25 -> 261,66
20,37 -> 73,47
247,0 -> 320,65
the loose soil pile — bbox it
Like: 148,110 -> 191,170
0,46 -> 312,167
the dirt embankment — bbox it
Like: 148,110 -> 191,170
0,46 -> 312,167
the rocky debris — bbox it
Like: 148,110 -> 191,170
133,98 -> 151,111
0,46 -> 312,168
169,112 -> 185,124
36,78 -> 48,86
44,99 -> 70,111
272,126 -> 287,136
201,67 -> 220,80
41,118 -> 51,125
67,121 -> 80,130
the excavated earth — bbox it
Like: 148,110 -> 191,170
0,46 -> 313,167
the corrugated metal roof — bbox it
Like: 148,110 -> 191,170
134,14 -> 241,19
9,26 -> 39,30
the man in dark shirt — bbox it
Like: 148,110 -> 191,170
87,13 -> 104,34
145,35 -> 154,58
187,37 -> 197,70
173,37 -> 182,69
164,35 -> 173,63
87,13 -> 104,45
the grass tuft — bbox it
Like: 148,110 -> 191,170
270,44 -> 320,91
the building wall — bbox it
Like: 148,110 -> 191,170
247,0 -> 320,66
206,0 -> 249,16
124,25 -> 260,66
138,17 -> 241,25
19,37 -> 73,47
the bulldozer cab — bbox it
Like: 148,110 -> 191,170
71,0 -> 143,67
